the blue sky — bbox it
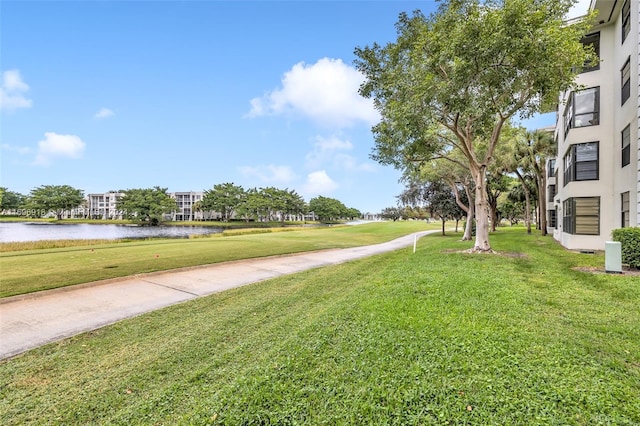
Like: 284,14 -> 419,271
1,0 -> 588,214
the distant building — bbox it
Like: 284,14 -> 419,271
171,191 -> 215,221
547,0 -> 638,250
85,191 -> 225,222
87,192 -> 125,220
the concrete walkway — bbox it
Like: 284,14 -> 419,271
0,230 -> 435,360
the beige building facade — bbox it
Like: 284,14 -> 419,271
548,0 -> 639,251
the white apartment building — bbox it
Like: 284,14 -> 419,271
171,191 -> 207,221
85,191 -> 223,221
87,192 -> 125,220
548,0 -> 638,251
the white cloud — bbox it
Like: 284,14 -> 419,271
306,134 -> 376,172
301,170 -> 339,196
33,132 -> 86,166
1,143 -> 32,155
0,69 -> 32,112
306,134 -> 353,168
94,108 -> 114,119
238,164 -> 297,185
333,153 -> 377,172
247,57 -> 379,128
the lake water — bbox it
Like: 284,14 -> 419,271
0,222 -> 224,243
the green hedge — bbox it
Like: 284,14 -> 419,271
612,227 -> 640,269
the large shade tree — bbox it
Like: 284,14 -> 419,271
258,187 -> 306,223
0,187 -> 27,211
423,180 -> 463,236
355,0 -> 592,252
235,188 -> 263,222
26,185 -> 84,219
279,189 -> 307,222
380,206 -> 404,221
201,183 -> 246,222
117,187 -> 177,225
309,196 -> 347,222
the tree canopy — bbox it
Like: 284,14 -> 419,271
0,188 -> 26,211
355,0 -> 592,251
116,187 -> 177,225
309,196 -> 349,222
201,183 -> 246,222
26,185 -> 85,219
380,206 -> 404,221
255,187 -> 306,223
418,149 -> 475,240
423,180 -> 463,236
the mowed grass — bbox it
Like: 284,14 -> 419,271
0,221 -> 436,298
1,229 -> 638,425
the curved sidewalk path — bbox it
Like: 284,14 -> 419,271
0,230 -> 435,360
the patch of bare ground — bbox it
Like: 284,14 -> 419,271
442,249 -> 528,258
573,266 -> 640,276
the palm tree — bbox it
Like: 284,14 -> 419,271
526,129 -> 556,236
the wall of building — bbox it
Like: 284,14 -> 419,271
87,193 -> 124,220
637,0 -> 640,226
552,0 -> 638,251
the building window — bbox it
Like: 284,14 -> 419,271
547,158 -> 556,178
622,0 -> 630,43
563,142 -> 599,186
562,199 -> 573,233
548,184 -> 556,202
563,197 -> 600,235
621,192 -> 630,228
621,57 -> 630,105
548,209 -> 557,228
564,87 -> 599,136
580,32 -> 600,72
622,124 -> 631,167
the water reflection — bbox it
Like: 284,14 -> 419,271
0,222 -> 223,243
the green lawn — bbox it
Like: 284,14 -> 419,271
1,229 -> 638,424
0,221 -> 436,297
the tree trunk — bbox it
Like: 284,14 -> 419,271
515,170 -> 532,234
451,182 -> 473,241
538,174 -> 547,236
490,202 -> 499,232
464,210 -> 473,240
463,186 -> 474,241
472,166 -> 492,252
524,191 -> 531,234
441,218 -> 446,236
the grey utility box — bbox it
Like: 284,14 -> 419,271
605,241 -> 622,273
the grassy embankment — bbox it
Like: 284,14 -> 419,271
0,221 -> 436,298
1,228 -> 638,424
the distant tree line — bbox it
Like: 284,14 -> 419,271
1,185 -> 84,220
0,183 -> 362,225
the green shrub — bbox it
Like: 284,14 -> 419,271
612,227 -> 640,269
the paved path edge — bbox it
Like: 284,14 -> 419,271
1,230 -> 436,360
